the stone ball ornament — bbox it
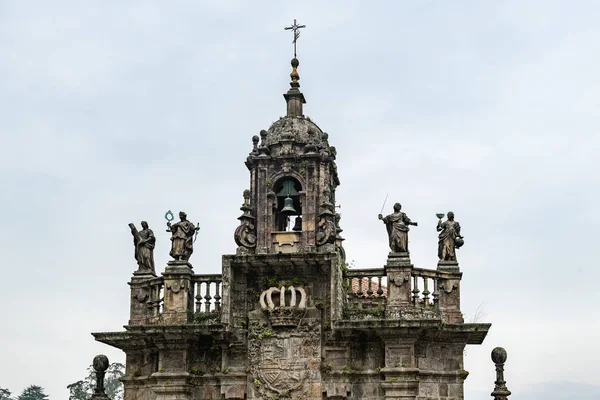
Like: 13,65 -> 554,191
491,347 -> 507,364
93,354 -> 109,372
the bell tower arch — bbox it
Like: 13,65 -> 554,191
234,57 -> 343,256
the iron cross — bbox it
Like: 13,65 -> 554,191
284,19 -> 306,58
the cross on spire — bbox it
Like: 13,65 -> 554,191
284,19 -> 306,58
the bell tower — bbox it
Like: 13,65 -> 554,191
235,56 -> 343,256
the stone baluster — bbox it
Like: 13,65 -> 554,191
422,278 -> 430,308
214,281 -> 222,312
432,278 -> 440,311
204,281 -> 213,313
377,276 -> 384,297
412,275 -> 420,307
366,277 -> 374,297
358,277 -> 364,298
491,347 -> 511,400
195,281 -> 203,313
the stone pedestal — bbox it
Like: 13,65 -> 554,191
385,252 -> 413,309
128,272 -> 155,326
437,261 -> 462,324
162,261 -> 194,324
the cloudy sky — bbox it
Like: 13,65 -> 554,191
1,1 -> 599,399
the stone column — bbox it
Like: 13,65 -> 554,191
385,252 -> 413,310
162,261 -> 194,324
437,261 -> 463,324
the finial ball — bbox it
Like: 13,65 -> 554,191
491,347 -> 507,364
260,130 -> 267,138
93,354 -> 109,372
291,58 -> 299,68
252,135 -> 260,144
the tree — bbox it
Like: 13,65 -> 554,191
17,386 -> 48,400
67,362 -> 124,400
0,387 -> 13,400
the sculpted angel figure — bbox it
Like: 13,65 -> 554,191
378,203 -> 418,253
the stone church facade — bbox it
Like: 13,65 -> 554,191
94,55 -> 490,400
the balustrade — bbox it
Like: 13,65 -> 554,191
345,268 -> 387,301
342,266 -> 461,316
193,274 -> 223,314
146,277 -> 164,317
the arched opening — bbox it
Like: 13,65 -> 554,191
273,177 -> 303,232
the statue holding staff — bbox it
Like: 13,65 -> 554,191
437,211 -> 464,261
129,221 -> 156,274
378,202 -> 418,253
167,211 -> 200,261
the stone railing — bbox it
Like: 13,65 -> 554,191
345,268 -> 387,300
343,262 -> 463,323
192,274 -> 223,313
129,268 -> 223,325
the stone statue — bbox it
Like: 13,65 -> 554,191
437,211 -> 463,261
167,211 -> 200,261
378,203 -> 418,253
129,221 -> 156,274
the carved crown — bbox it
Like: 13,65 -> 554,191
259,286 -> 307,327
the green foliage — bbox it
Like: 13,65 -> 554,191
67,362 -> 124,400
17,386 -> 48,400
253,379 -> 262,387
0,387 -> 13,400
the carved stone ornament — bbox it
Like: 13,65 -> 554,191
234,190 -> 257,252
166,280 -> 187,294
133,290 -> 149,303
438,280 -> 458,294
248,320 -> 320,398
259,286 -> 307,327
389,273 -> 408,287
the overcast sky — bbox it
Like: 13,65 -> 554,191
1,1 -> 599,399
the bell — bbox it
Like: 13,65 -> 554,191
292,216 -> 302,231
281,196 -> 297,214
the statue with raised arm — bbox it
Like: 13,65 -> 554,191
129,221 -> 156,274
378,203 -> 418,253
437,211 -> 464,261
167,211 -> 200,261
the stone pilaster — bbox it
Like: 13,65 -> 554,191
385,252 -> 413,310
381,368 -> 419,400
162,261 -> 194,324
152,372 -> 192,400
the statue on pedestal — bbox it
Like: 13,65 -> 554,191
129,221 -> 156,274
378,203 -> 418,253
437,211 -> 464,261
167,211 -> 200,261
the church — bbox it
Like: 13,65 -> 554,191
93,23 -> 494,400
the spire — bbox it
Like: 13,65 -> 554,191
283,19 -> 306,117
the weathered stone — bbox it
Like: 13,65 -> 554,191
92,49 -> 492,400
